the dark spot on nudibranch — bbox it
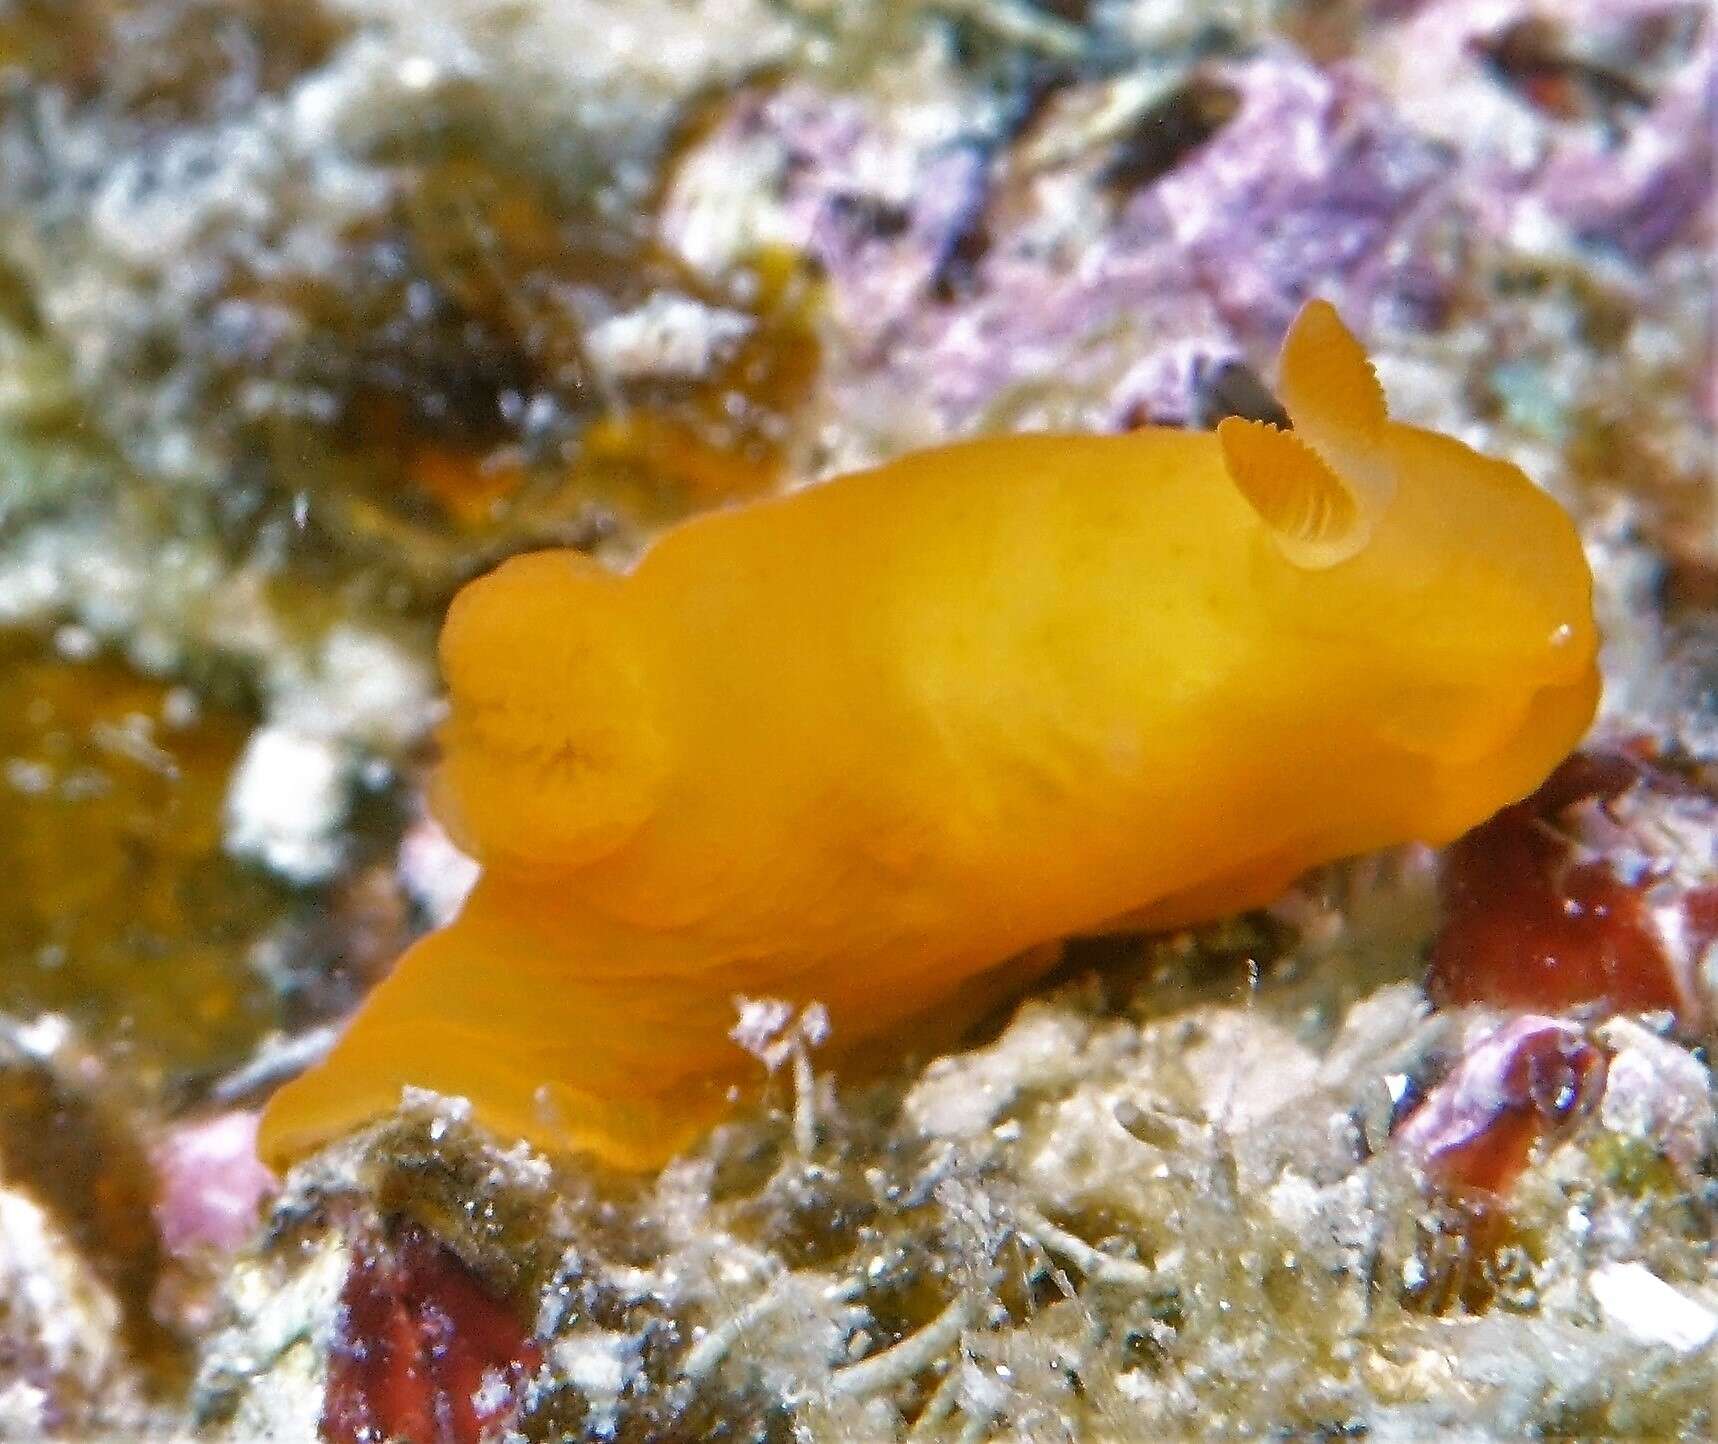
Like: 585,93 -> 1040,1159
1192,360 -> 1292,431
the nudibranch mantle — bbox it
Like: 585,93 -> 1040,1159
260,301 -> 1599,1169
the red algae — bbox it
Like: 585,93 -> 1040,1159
1394,1015 -> 1608,1197
325,1245 -> 436,1444
1428,746 -> 1714,1029
1686,883 -> 1718,967
323,1224 -> 540,1444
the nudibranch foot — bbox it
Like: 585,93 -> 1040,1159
261,932 -> 742,1171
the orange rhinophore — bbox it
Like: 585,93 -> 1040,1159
260,302 -> 1600,1169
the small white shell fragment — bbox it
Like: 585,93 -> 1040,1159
1588,1262 -> 1717,1354
586,294 -> 753,382
223,726 -> 349,884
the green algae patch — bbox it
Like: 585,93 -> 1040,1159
0,630 -> 286,1080
239,126 -> 824,597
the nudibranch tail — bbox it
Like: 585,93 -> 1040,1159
1226,299 -> 1397,566
254,914 -> 748,1171
256,1016 -> 732,1173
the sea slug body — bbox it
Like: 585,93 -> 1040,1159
260,301 -> 1600,1170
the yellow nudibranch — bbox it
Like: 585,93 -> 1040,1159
259,301 -> 1599,1170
